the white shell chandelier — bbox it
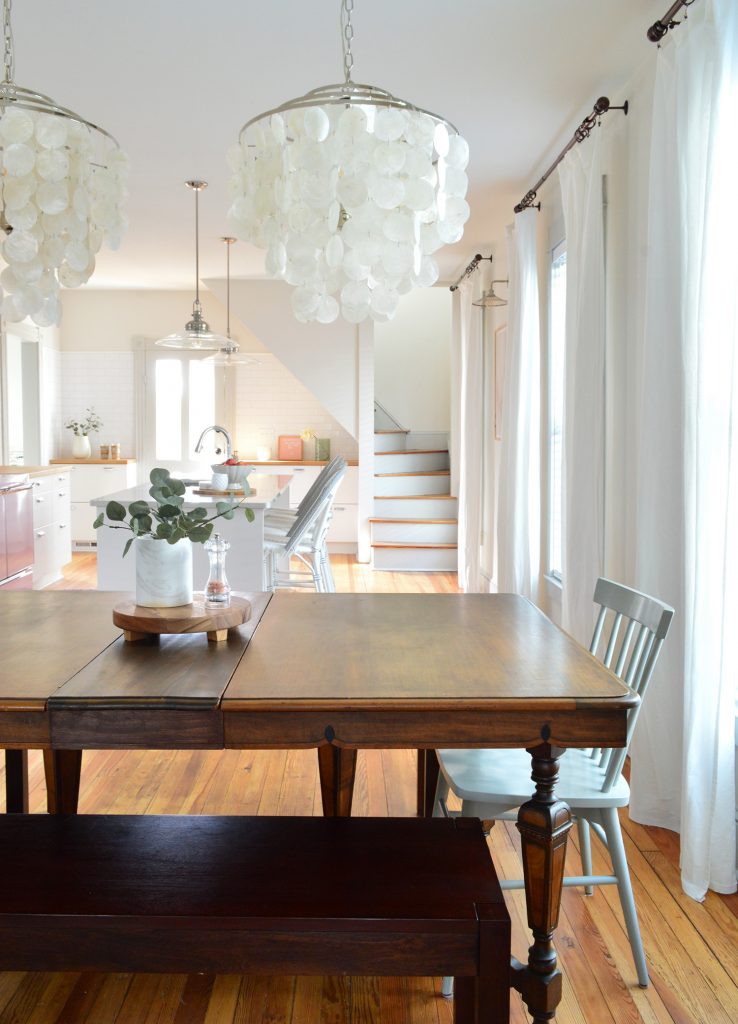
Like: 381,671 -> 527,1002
227,0 -> 470,325
0,0 -> 128,326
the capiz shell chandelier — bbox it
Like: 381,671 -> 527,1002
0,0 -> 128,326
228,0 -> 469,325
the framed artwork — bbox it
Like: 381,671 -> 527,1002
494,324 -> 506,441
277,435 -> 303,461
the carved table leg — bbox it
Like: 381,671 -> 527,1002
5,750 -> 29,813
44,750 -> 83,814
417,748 -> 441,817
317,745 -> 357,817
512,742 -> 571,1024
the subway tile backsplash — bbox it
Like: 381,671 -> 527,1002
233,354 -> 358,461
60,352 -> 137,457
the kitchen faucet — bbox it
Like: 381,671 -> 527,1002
194,425 -> 233,459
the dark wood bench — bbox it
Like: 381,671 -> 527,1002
0,814 -> 510,1022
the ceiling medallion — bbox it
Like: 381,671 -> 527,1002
0,0 -> 128,326
227,0 -> 469,325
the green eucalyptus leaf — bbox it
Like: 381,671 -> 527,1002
128,500 -> 150,516
131,517 -> 140,535
135,514 -> 153,533
188,525 -> 212,543
190,507 -> 208,521
122,537 -> 134,558
216,501 -> 234,516
169,478 -> 186,496
168,493 -> 184,507
150,468 -> 170,487
244,508 -> 255,523
167,527 -> 186,545
158,504 -> 180,519
156,522 -> 173,539
93,513 -> 104,529
106,500 -> 126,522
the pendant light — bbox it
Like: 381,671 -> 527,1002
473,281 -> 508,308
203,236 -> 260,366
0,0 -> 128,326
227,0 -> 470,325
156,181 -> 228,350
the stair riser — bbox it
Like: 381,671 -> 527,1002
405,432 -> 449,451
374,473 -> 451,497
374,497 -> 458,517
372,547 -> 458,572
374,433 -> 408,454
371,522 -> 458,544
375,451 -> 449,473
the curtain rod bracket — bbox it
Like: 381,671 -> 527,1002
648,1 -> 696,44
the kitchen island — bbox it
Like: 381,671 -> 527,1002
92,474 -> 292,593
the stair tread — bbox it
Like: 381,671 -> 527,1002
375,470 -> 450,478
372,542 -> 458,550
369,518 -> 457,524
375,494 -> 457,500
374,429 -> 410,434
376,449 -> 449,456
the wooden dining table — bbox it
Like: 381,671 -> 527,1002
0,589 -> 637,1024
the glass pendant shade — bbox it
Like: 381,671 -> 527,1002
227,0 -> 469,325
156,181 -> 228,351
0,1 -> 128,327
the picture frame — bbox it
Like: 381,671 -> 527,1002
494,324 -> 506,441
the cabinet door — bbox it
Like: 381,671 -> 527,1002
71,501 -> 98,544
33,526 -> 56,581
69,464 -> 129,501
327,504 -> 358,542
55,520 -> 72,567
32,488 -> 55,529
53,475 -> 71,524
287,467 -> 319,508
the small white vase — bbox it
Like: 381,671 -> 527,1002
72,433 -> 91,459
135,536 -> 193,608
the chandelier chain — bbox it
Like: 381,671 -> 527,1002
341,0 -> 354,84
3,0 -> 14,85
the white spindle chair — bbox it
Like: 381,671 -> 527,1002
434,578 -> 674,991
263,463 -> 346,592
265,456 -> 345,531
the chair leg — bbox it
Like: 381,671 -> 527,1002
577,818 -> 594,895
602,806 -> 649,987
321,548 -> 336,592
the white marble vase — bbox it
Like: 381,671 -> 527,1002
135,536 -> 193,608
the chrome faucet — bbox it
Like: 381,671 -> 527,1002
194,425 -> 233,459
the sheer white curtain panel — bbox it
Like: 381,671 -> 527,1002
632,0 -> 737,899
558,132 -> 606,646
496,209 -> 540,599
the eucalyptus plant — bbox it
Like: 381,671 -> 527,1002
93,467 -> 255,557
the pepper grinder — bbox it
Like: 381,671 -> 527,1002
204,533 -> 231,606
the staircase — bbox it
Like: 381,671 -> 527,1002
370,417 -> 458,573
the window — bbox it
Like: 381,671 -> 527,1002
142,348 -> 224,476
548,241 -> 566,580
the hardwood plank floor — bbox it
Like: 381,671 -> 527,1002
0,553 -> 734,1024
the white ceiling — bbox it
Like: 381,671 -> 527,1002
12,0 -> 663,288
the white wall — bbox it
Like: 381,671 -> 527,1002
374,288 -> 452,432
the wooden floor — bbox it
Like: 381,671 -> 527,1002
0,553 -> 735,1024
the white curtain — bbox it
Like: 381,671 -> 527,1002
558,132 -> 606,646
456,278 -> 485,592
632,0 -> 737,899
496,208 -> 540,599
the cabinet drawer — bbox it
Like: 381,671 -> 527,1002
69,464 -> 131,501
33,526 -> 56,581
32,491 -> 55,529
53,485 -> 71,524
327,504 -> 358,543
55,520 -> 72,568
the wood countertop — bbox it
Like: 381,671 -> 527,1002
225,460 -> 358,467
0,465 -> 72,477
50,458 -> 136,465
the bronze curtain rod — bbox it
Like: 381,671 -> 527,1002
513,96 -> 628,214
648,0 -> 698,43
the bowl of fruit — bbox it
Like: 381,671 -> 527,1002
212,459 -> 255,490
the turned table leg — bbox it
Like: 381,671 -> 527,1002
44,750 -> 83,814
417,748 -> 441,817
5,750 -> 29,813
317,745 -> 357,817
512,742 -> 571,1024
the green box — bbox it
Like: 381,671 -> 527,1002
315,437 -> 331,461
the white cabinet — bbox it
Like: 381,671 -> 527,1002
64,462 -> 138,548
251,464 -> 359,547
31,471 -> 71,588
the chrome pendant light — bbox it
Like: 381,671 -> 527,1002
204,236 -> 260,366
472,281 -> 508,308
156,181 -> 228,350
0,0 -> 128,326
227,0 -> 470,325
